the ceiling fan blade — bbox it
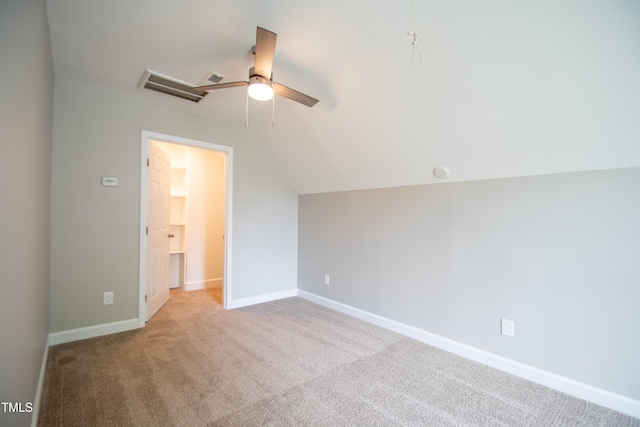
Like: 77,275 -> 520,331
254,27 -> 277,79
193,81 -> 249,91
273,82 -> 319,107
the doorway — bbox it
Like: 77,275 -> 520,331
139,131 -> 233,326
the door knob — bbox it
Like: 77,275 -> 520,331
168,233 -> 175,238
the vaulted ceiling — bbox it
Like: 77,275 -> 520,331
46,0 -> 640,194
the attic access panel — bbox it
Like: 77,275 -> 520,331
139,70 -> 209,103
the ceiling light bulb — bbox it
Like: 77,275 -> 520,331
248,83 -> 274,101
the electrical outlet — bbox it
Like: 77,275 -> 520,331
103,291 -> 114,305
324,274 -> 330,286
501,318 -> 514,337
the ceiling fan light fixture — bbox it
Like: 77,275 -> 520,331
247,75 -> 274,101
248,83 -> 274,101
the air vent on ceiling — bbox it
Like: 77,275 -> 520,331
200,71 -> 224,86
139,70 -> 209,103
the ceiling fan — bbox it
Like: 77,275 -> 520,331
193,27 -> 319,108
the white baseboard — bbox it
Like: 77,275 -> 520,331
48,318 -> 139,346
296,290 -> 640,419
185,278 -> 222,291
206,279 -> 223,289
31,335 -> 50,427
227,289 -> 297,309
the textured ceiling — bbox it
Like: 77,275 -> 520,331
46,0 -> 640,194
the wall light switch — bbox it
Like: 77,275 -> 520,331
324,274 -> 330,286
102,177 -> 118,187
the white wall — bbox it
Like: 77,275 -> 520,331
0,0 -> 53,426
298,167 -> 640,402
49,80 -> 298,332
185,146 -> 225,290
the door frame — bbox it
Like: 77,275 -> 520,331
139,130 -> 233,326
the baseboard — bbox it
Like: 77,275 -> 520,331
184,278 -> 222,291
48,318 -> 139,346
31,335 -> 50,427
296,290 -> 640,419
227,289 -> 297,309
206,279 -> 223,289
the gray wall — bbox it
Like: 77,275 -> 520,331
298,168 -> 640,400
0,0 -> 54,426
49,80 -> 298,332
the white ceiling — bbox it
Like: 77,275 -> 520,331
46,0 -> 640,194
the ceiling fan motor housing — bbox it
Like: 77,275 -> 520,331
249,75 -> 272,86
249,67 -> 272,84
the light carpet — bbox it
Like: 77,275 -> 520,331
38,289 -> 639,426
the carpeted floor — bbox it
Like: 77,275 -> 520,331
38,289 -> 639,426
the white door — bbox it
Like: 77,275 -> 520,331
147,142 -> 171,320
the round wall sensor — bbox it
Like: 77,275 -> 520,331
433,166 -> 450,179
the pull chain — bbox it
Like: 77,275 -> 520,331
405,0 -> 423,71
245,89 -> 249,128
